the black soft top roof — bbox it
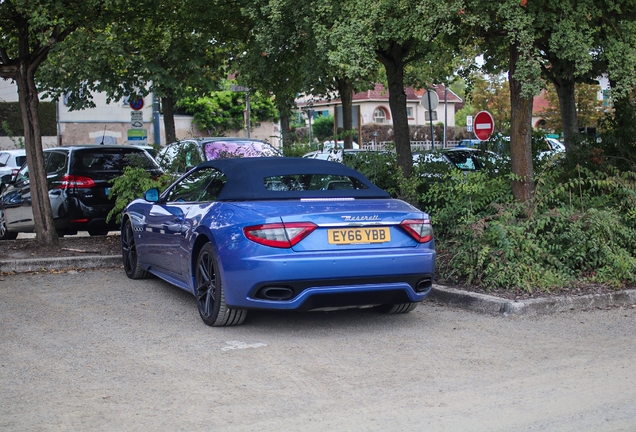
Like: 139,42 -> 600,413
194,157 -> 390,200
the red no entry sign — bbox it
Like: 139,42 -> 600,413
473,111 -> 494,141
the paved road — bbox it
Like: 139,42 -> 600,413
1,268 -> 635,431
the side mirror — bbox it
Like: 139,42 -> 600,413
144,188 -> 160,202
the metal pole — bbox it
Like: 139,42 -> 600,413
153,92 -> 161,146
246,91 -> 251,139
307,109 -> 313,146
427,90 -> 435,149
443,86 -> 448,148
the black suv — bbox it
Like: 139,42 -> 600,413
0,145 -> 162,240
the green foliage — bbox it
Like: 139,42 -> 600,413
0,102 -> 57,136
106,167 -> 171,224
423,165 -> 636,291
312,115 -> 335,142
178,91 -> 278,135
341,149 -> 400,195
283,143 -> 314,157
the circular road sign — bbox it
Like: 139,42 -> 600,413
421,89 -> 439,111
473,110 -> 495,141
129,96 -> 144,111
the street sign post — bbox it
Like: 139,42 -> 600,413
129,96 -> 144,111
131,111 -> 143,129
422,89 -> 440,147
127,129 -> 148,145
473,111 -> 494,141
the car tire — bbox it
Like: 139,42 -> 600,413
121,219 -> 149,279
0,210 -> 18,240
375,302 -> 419,314
195,243 -> 247,327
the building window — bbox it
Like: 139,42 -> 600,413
425,110 -> 438,121
406,107 -> 414,119
373,107 -> 387,123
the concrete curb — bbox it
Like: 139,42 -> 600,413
0,255 -> 121,274
3,257 -> 635,316
429,284 -> 636,316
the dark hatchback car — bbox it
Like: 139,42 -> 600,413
0,145 -> 162,240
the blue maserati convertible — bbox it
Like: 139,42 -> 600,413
121,157 -> 435,326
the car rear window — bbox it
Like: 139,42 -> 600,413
264,174 -> 368,192
15,156 -> 26,166
70,148 -> 161,175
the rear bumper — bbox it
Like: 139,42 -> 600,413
220,249 -> 436,310
67,199 -> 119,231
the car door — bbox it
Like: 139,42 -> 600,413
143,167 -> 224,275
2,163 -> 33,231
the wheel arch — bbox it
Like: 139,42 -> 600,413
190,232 -> 212,286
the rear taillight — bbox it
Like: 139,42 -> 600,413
56,175 -> 96,189
11,168 -> 19,177
400,219 -> 433,243
244,222 -> 317,248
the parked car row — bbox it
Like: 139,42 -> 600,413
0,145 -> 163,240
0,136 -> 564,241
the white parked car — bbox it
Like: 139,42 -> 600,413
0,149 -> 27,192
322,140 -> 359,150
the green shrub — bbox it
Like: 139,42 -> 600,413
420,165 -> 636,292
106,167 -> 171,224
284,143 -> 314,157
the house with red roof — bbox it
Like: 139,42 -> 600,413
299,83 -> 462,128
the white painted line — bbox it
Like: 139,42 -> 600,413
221,341 -> 268,351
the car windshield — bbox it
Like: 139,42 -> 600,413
204,141 -> 280,160
0,153 -> 11,166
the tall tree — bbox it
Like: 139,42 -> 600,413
462,0 -> 544,203
39,0 -> 241,144
237,0 -> 316,151
315,0 -> 462,183
0,0 -> 115,246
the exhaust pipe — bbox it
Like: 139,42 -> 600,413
258,286 -> 295,300
416,277 -> 433,293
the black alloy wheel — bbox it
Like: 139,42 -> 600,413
195,243 -> 246,327
121,219 -> 148,279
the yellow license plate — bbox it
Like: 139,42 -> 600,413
328,227 -> 391,245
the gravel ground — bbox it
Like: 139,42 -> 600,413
3,233 -> 628,301
1,268 -> 635,431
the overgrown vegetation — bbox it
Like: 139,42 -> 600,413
106,167 -> 171,224
178,91 -> 278,135
346,147 -> 636,293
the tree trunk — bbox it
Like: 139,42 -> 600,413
377,43 -> 413,180
162,92 -> 177,143
552,76 -> 580,152
336,78 -> 354,149
17,61 -> 58,247
509,45 -> 534,204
